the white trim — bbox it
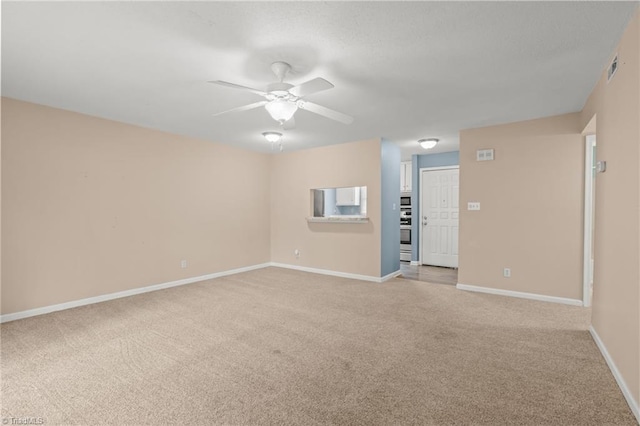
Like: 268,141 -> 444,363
456,283 -> 583,306
380,269 -> 402,282
270,262 -> 398,283
589,326 -> 640,422
410,261 -> 420,266
583,134 -> 596,307
0,263 -> 271,324
418,165 -> 460,266
418,165 -> 459,172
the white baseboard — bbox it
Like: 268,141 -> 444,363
589,326 -> 640,423
456,283 -> 583,306
381,269 -> 402,282
270,262 -> 398,283
410,261 -> 420,266
0,262 -> 271,324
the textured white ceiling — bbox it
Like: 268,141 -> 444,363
2,2 -> 637,159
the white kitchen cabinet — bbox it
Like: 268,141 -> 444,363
400,161 -> 412,192
336,187 -> 361,206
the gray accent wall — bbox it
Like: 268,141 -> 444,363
381,139 -> 401,276
411,151 -> 459,262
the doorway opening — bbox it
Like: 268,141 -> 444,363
583,134 -> 596,307
399,263 -> 458,285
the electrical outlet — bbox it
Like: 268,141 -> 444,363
503,268 -> 511,278
294,249 -> 300,259
181,260 -> 187,269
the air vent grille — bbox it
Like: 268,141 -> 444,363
476,149 -> 494,162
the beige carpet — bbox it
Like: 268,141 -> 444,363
1,267 -> 636,425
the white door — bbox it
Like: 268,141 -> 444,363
420,168 -> 459,267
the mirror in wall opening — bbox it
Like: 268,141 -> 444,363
311,186 -> 367,218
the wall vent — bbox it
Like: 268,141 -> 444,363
476,149 -> 494,162
607,54 -> 618,83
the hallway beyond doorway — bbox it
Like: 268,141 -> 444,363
399,263 -> 457,286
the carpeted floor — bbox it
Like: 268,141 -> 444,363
1,267 -> 636,425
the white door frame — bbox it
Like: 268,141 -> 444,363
418,166 -> 460,265
583,135 -> 596,307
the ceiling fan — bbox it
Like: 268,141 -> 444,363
209,62 -> 354,127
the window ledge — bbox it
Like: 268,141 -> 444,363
306,216 -> 369,223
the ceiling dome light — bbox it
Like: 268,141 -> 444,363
262,132 -> 283,143
265,99 -> 298,123
419,138 -> 439,150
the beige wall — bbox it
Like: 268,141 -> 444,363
270,139 -> 382,277
459,8 -> 640,409
458,113 -> 584,300
581,9 -> 640,407
1,98 -> 271,315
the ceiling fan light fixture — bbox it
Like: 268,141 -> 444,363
262,131 -> 283,143
419,138 -> 439,150
265,99 -> 298,123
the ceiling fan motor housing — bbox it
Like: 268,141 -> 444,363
266,82 -> 295,99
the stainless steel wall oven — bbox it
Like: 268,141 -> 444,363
400,194 -> 412,261
400,227 -> 411,246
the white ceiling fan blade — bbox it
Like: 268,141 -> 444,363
282,116 -> 296,130
212,100 -> 268,117
298,101 -> 354,124
289,77 -> 334,97
208,80 -> 268,97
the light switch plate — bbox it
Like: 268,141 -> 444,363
467,202 -> 481,211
